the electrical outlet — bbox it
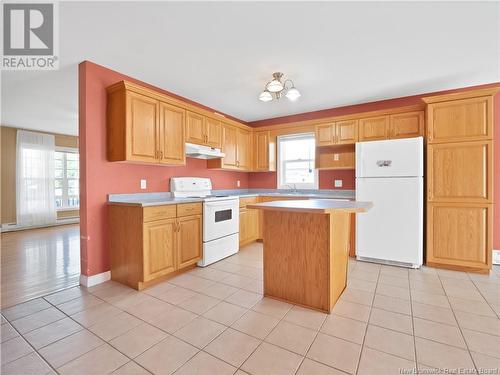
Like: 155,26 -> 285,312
237,180 -> 240,187
334,180 -> 343,188
333,153 -> 340,161
140,179 -> 147,189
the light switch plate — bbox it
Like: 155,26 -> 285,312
334,180 -> 343,188
237,180 -> 240,187
333,153 -> 340,161
140,179 -> 147,189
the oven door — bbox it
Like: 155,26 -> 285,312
203,199 -> 239,242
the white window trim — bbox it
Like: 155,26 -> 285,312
277,132 -> 318,190
55,147 -> 79,211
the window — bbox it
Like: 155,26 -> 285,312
54,149 -> 79,209
277,133 -> 317,189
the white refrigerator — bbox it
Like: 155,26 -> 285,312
355,137 -> 423,268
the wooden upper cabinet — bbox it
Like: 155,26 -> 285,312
253,131 -> 276,172
389,111 -> 424,139
205,117 -> 222,148
186,111 -> 222,148
315,123 -> 335,146
358,115 -> 389,142
427,96 -> 492,143
221,124 -> 238,168
126,91 -> 160,163
336,120 -> 358,144
427,141 -> 492,203
185,111 -> 206,145
427,203 -> 492,271
143,218 -> 176,282
177,215 -> 202,269
159,102 -> 185,165
237,128 -> 251,170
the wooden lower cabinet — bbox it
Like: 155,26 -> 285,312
109,203 -> 203,290
177,215 -> 202,269
143,219 -> 176,282
426,203 -> 492,272
239,208 -> 259,246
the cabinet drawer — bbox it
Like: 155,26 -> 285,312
240,197 -> 259,208
143,205 -> 177,222
177,203 -> 202,217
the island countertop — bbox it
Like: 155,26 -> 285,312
247,199 -> 373,214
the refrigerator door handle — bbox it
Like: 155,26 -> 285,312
376,160 -> 392,167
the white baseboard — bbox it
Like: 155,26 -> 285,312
1,218 -> 79,233
80,271 -> 111,288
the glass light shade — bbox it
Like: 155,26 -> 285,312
259,90 -> 273,102
285,87 -> 301,101
267,79 -> 284,93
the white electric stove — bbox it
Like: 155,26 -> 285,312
170,177 -> 239,267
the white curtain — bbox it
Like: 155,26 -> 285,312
16,130 -> 57,226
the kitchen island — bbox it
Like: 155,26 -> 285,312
247,199 -> 372,313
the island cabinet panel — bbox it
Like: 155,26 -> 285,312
177,215 -> 202,269
262,211 -> 352,312
143,219 -> 177,281
127,91 -> 160,163
427,203 -> 492,272
427,141 -> 492,203
185,111 -> 206,145
159,102 -> 185,165
389,111 -> 424,139
427,96 -> 492,143
358,115 -> 389,142
109,203 -> 203,290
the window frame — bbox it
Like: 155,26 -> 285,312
277,132 -> 318,190
54,147 -> 79,211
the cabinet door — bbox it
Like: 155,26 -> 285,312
159,102 -> 185,165
237,128 -> 251,170
427,203 -> 492,271
126,91 -> 159,163
177,215 -> 202,269
247,209 -> 259,242
254,131 -> 272,171
221,124 -> 238,168
358,116 -> 389,142
143,218 -> 176,281
427,96 -> 492,143
315,124 -> 335,146
427,141 -> 492,203
389,111 -> 424,139
185,111 -> 206,145
336,120 -> 358,144
239,209 -> 248,246
205,118 -> 222,148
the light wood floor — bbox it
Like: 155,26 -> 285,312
1,224 -> 80,308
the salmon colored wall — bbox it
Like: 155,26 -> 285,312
248,170 -> 355,190
79,61 -> 249,277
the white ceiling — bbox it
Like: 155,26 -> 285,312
2,1 -> 500,136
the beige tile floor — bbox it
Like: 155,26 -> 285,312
2,242 -> 500,375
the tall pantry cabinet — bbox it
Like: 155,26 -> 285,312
423,88 -> 498,273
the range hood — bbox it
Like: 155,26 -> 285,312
185,143 -> 225,159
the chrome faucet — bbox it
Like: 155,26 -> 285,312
283,184 -> 298,193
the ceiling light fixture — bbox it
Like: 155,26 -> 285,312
259,72 -> 301,102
